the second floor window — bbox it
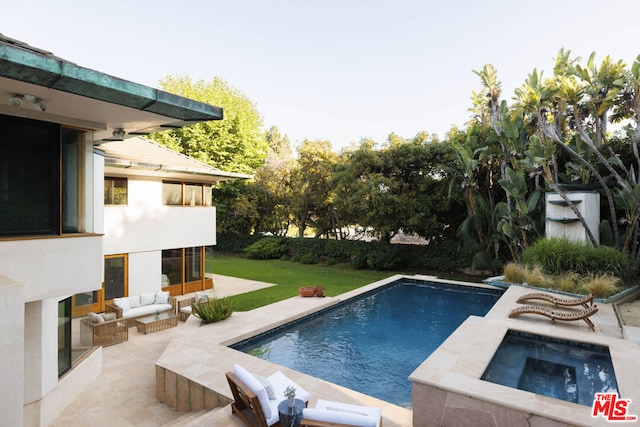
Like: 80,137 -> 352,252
104,177 -> 128,205
162,182 -> 212,206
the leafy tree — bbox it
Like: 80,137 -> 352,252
148,75 -> 268,174
252,127 -> 295,235
333,138 -> 461,244
289,140 -> 338,238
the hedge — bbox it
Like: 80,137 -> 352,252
214,232 -> 471,272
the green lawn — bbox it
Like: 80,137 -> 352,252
206,253 -> 400,311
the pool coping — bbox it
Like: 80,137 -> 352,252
155,274 -> 640,426
155,274 -> 417,426
409,285 -> 640,426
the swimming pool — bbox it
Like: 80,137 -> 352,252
481,330 -> 620,406
232,279 -> 503,407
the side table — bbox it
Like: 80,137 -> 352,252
278,398 -> 305,427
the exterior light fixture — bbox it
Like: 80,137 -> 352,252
9,96 -> 23,107
33,99 -> 46,112
112,129 -> 126,139
9,94 -> 46,111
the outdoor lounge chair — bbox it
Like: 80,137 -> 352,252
516,292 -> 595,309
508,304 -> 598,331
300,399 -> 382,427
226,364 -> 310,427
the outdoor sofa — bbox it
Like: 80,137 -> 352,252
105,290 -> 173,328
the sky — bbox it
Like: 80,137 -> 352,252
4,0 -> 640,151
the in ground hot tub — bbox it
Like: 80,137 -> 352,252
481,330 -> 619,406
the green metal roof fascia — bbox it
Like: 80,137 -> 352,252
148,90 -> 223,121
0,42 -> 223,122
0,43 -> 63,86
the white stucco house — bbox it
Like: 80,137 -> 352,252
99,136 -> 249,307
0,34 -> 247,426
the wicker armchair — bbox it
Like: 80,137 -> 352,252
80,316 -> 128,347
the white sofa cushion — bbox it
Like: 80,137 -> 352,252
234,364 -> 272,421
121,303 -> 172,319
113,297 -> 130,312
140,292 -> 156,306
126,295 -> 141,308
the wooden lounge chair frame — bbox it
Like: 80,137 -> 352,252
225,371 -> 270,427
509,304 -> 598,331
516,292 -> 595,309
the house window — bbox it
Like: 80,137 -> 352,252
0,114 -> 59,236
104,177 -> 128,205
161,248 -> 182,287
0,114 -> 87,237
162,182 -> 210,206
185,246 -> 203,282
62,129 -> 86,233
162,247 -> 204,288
104,255 -> 128,301
58,297 -> 72,377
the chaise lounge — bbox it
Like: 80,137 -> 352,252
226,364 -> 310,427
516,292 -> 595,309
508,304 -> 598,331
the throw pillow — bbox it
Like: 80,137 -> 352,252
253,374 -> 276,400
87,312 -> 104,323
101,312 -> 117,321
195,292 -> 209,303
154,291 -> 169,305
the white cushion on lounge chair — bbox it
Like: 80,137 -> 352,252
308,399 -> 381,427
233,364 -> 273,421
302,408 -> 377,427
233,364 -> 311,426
265,371 -> 310,424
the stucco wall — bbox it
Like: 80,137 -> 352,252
128,251 -> 162,295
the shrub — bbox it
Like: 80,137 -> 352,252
523,265 -> 553,288
244,238 -> 288,259
299,252 -> 317,264
555,271 -> 581,294
191,297 -> 235,324
582,273 -> 620,298
350,253 -> 368,269
523,237 -> 629,276
325,257 -> 337,265
367,247 -> 402,270
503,262 -> 525,283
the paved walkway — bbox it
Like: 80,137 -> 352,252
51,275 -> 276,427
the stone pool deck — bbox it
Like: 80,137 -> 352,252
52,274 -> 640,426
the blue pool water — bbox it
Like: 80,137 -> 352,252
232,280 -> 502,407
482,330 -> 619,406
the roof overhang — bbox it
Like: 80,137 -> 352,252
102,157 -> 253,184
0,34 -> 223,143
